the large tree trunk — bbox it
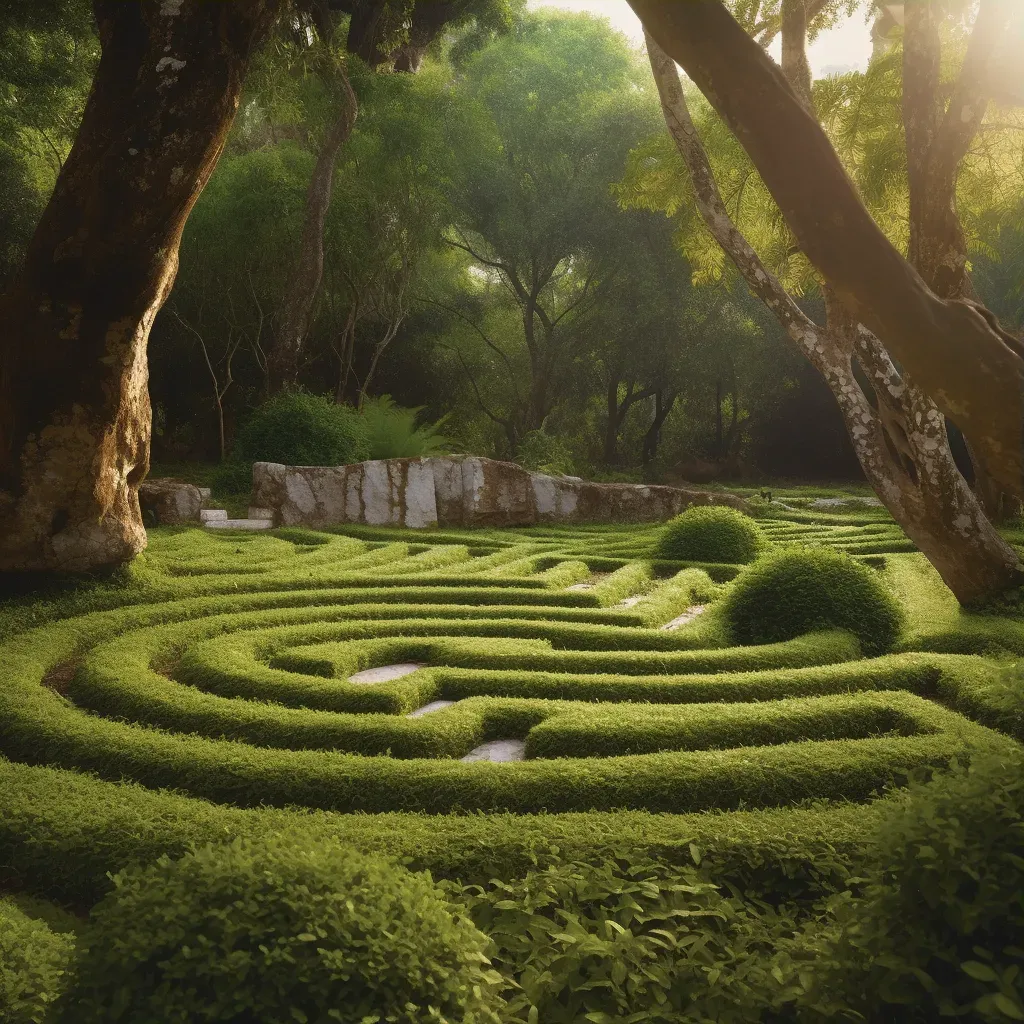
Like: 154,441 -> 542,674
630,0 -> 1024,501
268,67 -> 358,393
646,32 -> 1022,604
901,0 -> 1015,518
0,0 -> 282,572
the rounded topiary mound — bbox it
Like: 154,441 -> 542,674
235,391 -> 370,467
66,837 -> 503,1024
721,547 -> 903,655
654,505 -> 764,564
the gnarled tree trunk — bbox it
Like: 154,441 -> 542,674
631,0 -> 1024,501
646,30 -> 1022,604
0,0 -> 283,572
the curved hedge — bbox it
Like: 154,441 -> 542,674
654,506 -> 764,564
722,547 -> 904,656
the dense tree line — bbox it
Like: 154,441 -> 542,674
2,0 -> 1024,598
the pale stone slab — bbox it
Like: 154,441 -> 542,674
461,739 -> 527,762
204,518 -> 273,531
407,700 -> 457,719
567,582 -> 595,592
199,509 -> 228,523
619,595 -> 644,608
348,663 -> 424,685
660,605 -> 707,631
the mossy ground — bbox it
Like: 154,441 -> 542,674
1,495 -> 1022,1004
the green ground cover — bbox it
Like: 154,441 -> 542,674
1,504 -> 1023,1021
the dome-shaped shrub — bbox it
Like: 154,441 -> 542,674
721,547 -> 903,655
235,391 -> 370,467
65,836 -> 503,1024
654,505 -> 764,564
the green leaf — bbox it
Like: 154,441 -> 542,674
962,961 -> 999,983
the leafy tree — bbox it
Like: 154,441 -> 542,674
433,11 -> 662,450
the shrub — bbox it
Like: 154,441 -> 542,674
0,899 -> 75,1024
64,836 -> 503,1024
448,855 -> 780,1023
234,391 -> 370,467
722,547 -> 903,655
654,506 -> 764,564
796,748 -> 1024,1022
515,428 -> 577,476
361,395 -> 449,459
209,458 -> 253,496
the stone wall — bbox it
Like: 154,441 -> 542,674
252,456 -> 746,529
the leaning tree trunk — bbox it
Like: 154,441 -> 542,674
631,0 -> 1024,501
268,67 -> 358,393
901,0 -> 1015,521
646,32 -> 1022,604
0,0 -> 283,572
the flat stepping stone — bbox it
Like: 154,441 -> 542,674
567,583 -> 595,591
348,663 -> 424,685
660,605 -> 707,631
406,700 -> 456,719
200,509 -> 227,523
461,739 -> 526,763
205,518 -> 273,531
619,595 -> 644,608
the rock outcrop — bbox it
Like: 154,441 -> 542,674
138,478 -> 202,526
252,456 -> 746,530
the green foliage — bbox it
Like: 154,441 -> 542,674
515,428 -> 577,475
798,749 -> 1024,1022
654,506 -> 764,564
361,395 -> 450,459
0,898 -> 75,1024
723,547 -> 904,656
449,856 -> 780,1023
65,836 -> 503,1024
235,391 -> 370,467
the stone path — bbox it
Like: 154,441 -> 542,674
618,595 -> 644,608
660,605 -> 707,631
461,739 -> 527,762
406,700 -> 456,719
348,663 -> 424,684
201,507 -> 274,531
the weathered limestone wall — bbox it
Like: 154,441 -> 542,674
252,459 -> 438,528
252,456 -> 746,529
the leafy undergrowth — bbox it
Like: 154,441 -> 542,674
1,504 -> 1022,1021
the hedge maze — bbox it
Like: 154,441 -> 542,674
0,505 -> 1021,909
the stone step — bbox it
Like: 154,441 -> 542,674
348,663 -> 425,685
406,700 -> 457,719
204,518 -> 273,531
199,509 -> 227,523
660,605 -> 707,631
461,739 -> 526,763
248,506 -> 274,521
197,487 -> 212,500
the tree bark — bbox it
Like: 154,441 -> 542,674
902,0 -> 1015,516
268,66 -> 358,393
642,389 -> 676,465
646,32 -> 1022,604
630,0 -> 1024,501
0,0 -> 282,572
